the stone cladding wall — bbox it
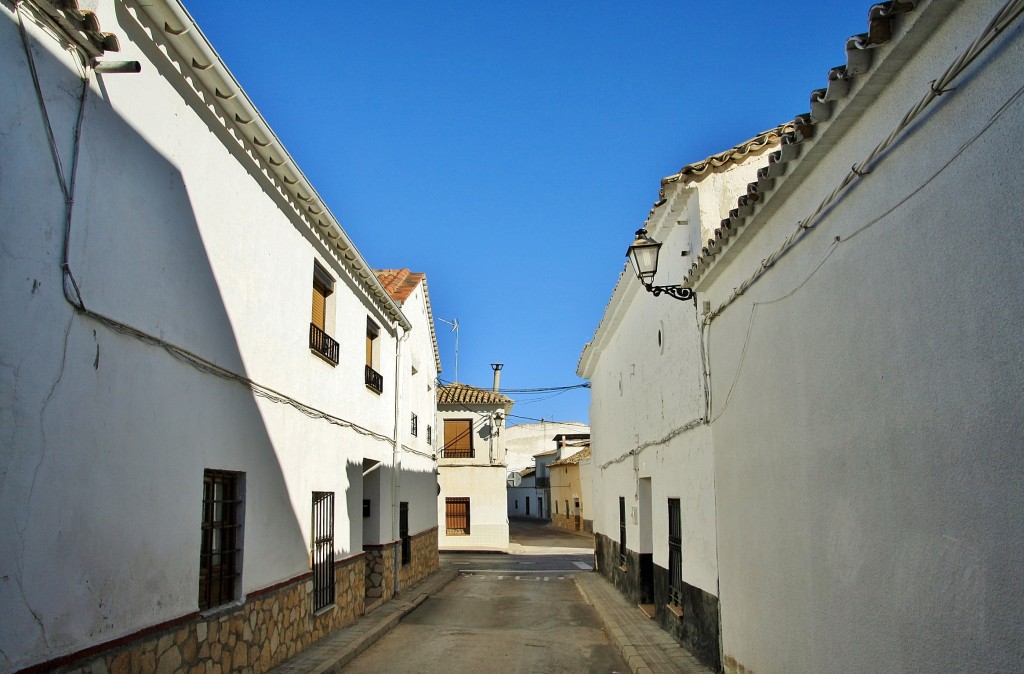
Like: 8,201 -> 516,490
40,555 -> 365,674
398,527 -> 439,592
362,543 -> 397,603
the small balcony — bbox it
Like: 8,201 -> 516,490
441,448 -> 474,459
309,323 -> 339,365
365,364 -> 383,394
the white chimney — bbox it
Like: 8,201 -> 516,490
490,363 -> 503,392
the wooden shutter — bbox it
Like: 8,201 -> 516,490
311,281 -> 327,330
443,419 -> 472,457
445,497 -> 469,535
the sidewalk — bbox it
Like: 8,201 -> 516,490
574,572 -> 715,674
267,568 -> 458,674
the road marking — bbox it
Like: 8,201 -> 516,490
572,561 -> 593,570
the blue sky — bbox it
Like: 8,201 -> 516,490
186,1 -> 867,425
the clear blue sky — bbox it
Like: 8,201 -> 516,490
186,1 -> 867,425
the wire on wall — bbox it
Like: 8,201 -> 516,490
19,12 -> 401,452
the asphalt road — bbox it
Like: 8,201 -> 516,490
343,520 -> 626,673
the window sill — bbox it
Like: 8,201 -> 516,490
313,603 -> 337,618
365,384 -> 382,395
666,603 -> 684,619
310,348 -> 338,367
199,598 -> 245,620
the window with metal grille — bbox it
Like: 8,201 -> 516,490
668,498 -> 682,606
199,470 -> 243,611
443,419 -> 473,458
365,319 -> 382,393
311,491 -> 335,611
618,497 -> 627,566
426,425 -> 432,445
309,263 -> 338,364
411,413 -> 418,437
400,502 -> 410,566
445,497 -> 470,535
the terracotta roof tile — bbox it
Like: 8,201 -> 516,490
437,382 -> 513,406
550,447 -> 592,467
30,0 -> 122,59
375,269 -> 425,305
681,0 -> 918,287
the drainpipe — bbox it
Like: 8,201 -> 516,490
392,327 -> 408,596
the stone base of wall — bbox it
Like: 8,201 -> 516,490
38,555 -> 366,674
363,543 -> 397,603
399,527 -> 439,592
594,532 -> 721,672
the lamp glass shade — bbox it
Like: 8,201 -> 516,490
627,229 -> 662,286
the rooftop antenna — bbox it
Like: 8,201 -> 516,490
437,317 -> 459,382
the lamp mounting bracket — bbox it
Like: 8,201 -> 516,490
646,284 -> 695,302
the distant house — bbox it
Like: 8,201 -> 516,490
504,422 -> 589,520
549,446 -> 592,533
579,2 -> 1024,673
436,376 -> 514,550
507,467 -> 538,518
1,2 -> 438,672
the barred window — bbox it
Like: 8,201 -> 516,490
618,497 -> 627,566
400,502 -> 411,566
426,425 -> 432,445
411,413 -> 418,437
199,470 -> 243,611
311,491 -> 335,611
668,498 -> 682,606
445,497 -> 470,535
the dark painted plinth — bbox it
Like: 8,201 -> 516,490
595,532 -> 721,672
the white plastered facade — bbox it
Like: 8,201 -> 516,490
0,1 -> 438,671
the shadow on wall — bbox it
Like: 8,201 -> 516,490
0,15 -> 308,671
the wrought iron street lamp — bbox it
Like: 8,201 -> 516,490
626,229 -> 695,301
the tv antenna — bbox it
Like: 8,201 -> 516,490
437,317 -> 459,382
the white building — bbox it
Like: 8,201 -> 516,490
1,2 -> 439,672
436,376 -> 514,551
580,2 -> 1024,672
504,422 -> 589,521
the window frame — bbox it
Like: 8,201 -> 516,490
309,263 -> 339,364
618,496 -> 627,567
365,318 -> 383,393
442,418 -> 474,458
199,470 -> 244,611
311,491 -> 336,612
445,497 -> 471,535
668,498 -> 683,607
411,412 -> 418,437
400,501 -> 411,566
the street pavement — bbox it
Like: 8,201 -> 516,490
268,519 -> 712,673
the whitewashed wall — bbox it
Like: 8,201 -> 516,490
395,282 -> 440,537
0,3 -> 434,671
696,2 -> 1024,672
437,403 -> 510,550
581,157 -> 763,597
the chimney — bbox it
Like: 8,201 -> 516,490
490,363 -> 503,392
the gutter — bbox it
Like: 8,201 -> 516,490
130,0 -> 412,332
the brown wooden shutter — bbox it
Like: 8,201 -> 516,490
443,419 -> 472,457
311,281 -> 327,330
445,497 -> 470,535
366,331 -> 373,367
